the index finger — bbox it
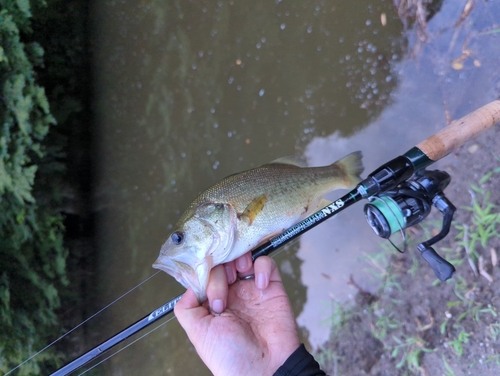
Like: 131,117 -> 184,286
254,255 -> 280,290
206,264 -> 229,314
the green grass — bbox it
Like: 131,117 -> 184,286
315,300 -> 350,371
454,181 -> 500,264
315,344 -> 341,374
319,167 -> 500,375
488,323 -> 500,342
321,300 -> 353,331
486,354 -> 500,366
442,355 -> 457,376
446,326 -> 470,357
378,168 -> 500,371
391,335 -> 432,374
371,311 -> 402,341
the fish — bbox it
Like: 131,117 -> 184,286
153,151 -> 364,302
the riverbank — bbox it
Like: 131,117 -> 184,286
314,1 -> 500,373
315,122 -> 500,375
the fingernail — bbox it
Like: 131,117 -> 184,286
236,256 -> 249,271
256,273 -> 267,289
212,299 -> 224,314
225,265 -> 236,284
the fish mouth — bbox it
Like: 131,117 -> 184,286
153,256 -> 210,302
152,257 -> 194,287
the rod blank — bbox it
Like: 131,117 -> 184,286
49,99 -> 500,375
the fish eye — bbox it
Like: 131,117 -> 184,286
171,231 -> 184,245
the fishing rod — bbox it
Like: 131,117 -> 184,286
51,100 -> 500,375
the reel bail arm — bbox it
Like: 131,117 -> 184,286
363,169 -> 456,281
357,100 -> 500,280
46,100 -> 500,376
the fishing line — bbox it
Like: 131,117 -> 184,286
77,314 -> 177,375
75,244 -> 296,374
369,195 -> 407,253
48,100 -> 500,375
6,271 -> 161,376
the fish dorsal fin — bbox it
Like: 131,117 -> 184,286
239,194 -> 267,225
265,155 -> 307,167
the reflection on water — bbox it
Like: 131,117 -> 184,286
82,0 -> 500,374
297,0 -> 500,347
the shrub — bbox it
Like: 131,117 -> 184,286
1,1 -> 68,373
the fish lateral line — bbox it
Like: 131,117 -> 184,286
48,100 -> 500,376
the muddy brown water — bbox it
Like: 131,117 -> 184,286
73,0 -> 500,374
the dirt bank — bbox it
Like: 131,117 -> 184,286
315,1 -> 500,374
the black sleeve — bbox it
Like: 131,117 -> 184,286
273,344 -> 326,376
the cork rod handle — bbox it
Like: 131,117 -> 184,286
417,100 -> 500,161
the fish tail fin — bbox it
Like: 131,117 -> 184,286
333,151 -> 364,187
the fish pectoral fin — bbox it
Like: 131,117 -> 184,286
193,255 -> 213,303
239,194 -> 267,225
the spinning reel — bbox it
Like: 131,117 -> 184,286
363,169 -> 456,281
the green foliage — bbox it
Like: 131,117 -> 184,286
446,327 -> 470,357
488,323 -> 500,342
372,311 -> 401,341
390,335 -> 432,374
486,354 -> 500,366
442,355 -> 457,376
315,344 -> 342,374
454,187 -> 500,261
0,0 -> 69,373
0,5 -> 52,203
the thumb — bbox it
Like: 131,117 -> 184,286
175,287 -> 199,310
174,288 -> 210,329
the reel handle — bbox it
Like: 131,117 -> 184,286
418,245 -> 455,281
417,100 -> 500,161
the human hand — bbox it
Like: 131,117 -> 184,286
174,253 -> 300,376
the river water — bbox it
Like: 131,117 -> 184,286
82,0 -> 500,374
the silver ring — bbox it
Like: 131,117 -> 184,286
239,274 -> 255,280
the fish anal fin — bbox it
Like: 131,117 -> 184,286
255,229 -> 285,246
302,198 -> 332,216
239,194 -> 267,225
314,199 -> 332,212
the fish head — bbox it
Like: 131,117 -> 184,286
153,202 -> 237,302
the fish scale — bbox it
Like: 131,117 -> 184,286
153,151 -> 364,302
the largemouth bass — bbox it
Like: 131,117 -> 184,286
153,151 -> 363,302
